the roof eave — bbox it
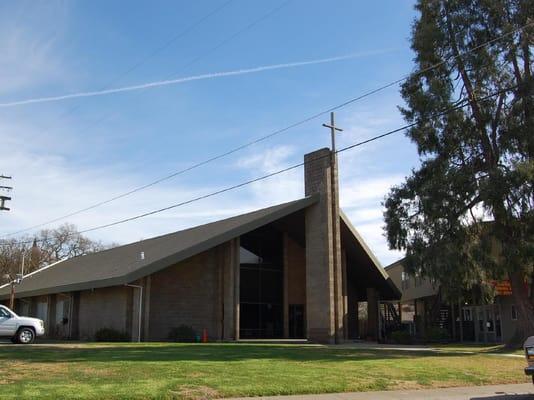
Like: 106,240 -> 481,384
339,210 -> 402,299
0,195 -> 319,300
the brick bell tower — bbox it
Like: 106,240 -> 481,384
303,113 -> 344,344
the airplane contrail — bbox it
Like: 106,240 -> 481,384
0,49 -> 395,108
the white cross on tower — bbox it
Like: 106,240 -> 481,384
322,112 -> 343,153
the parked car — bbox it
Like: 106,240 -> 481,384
0,304 -> 45,344
525,336 -> 534,384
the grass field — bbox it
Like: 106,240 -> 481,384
0,342 -> 529,400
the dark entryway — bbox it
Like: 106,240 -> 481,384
288,304 -> 305,338
239,226 -> 284,339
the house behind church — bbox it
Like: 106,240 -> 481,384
386,258 -> 520,344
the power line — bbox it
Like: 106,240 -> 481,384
101,0 -> 236,88
1,1 -> 299,109
174,0 -> 293,76
2,0 -> 295,237
1,85 -> 515,246
4,20 -> 530,238
21,1 -> 235,134
38,0 -> 289,132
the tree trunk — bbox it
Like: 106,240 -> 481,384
509,270 -> 534,346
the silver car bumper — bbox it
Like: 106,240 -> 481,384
35,324 -> 45,336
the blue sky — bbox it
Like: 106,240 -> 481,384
0,0 -> 420,265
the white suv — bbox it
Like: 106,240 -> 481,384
0,305 -> 45,344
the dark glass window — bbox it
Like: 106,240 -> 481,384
239,226 -> 284,339
511,305 -> 518,320
0,307 -> 11,318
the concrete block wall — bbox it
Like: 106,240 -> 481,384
147,246 -> 222,341
497,295 -> 518,343
219,238 -> 239,341
77,286 -> 130,340
286,236 -> 306,306
331,154 -> 344,342
5,240 -> 239,343
304,148 -> 339,343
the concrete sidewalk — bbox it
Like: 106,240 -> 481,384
229,384 -> 534,400
329,343 -> 525,358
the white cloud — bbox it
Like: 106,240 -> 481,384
236,145 -> 303,206
1,126 -> 302,248
0,140 -> 265,246
346,207 -> 383,223
0,4 -> 69,96
0,6 -> 410,268
0,50 -> 399,108
1,115 -> 406,267
0,97 -> 406,269
339,175 -> 405,267
233,142 -> 407,266
237,145 -> 295,173
340,175 -> 403,209
347,220 -> 404,266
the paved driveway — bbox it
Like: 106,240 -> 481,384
229,384 -> 533,400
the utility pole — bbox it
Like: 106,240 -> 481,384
5,254 -> 25,310
0,175 -> 12,211
322,112 -> 344,343
5,273 -> 21,310
9,279 -> 15,310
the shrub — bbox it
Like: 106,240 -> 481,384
425,326 -> 450,343
94,328 -> 130,342
390,330 -> 412,344
168,325 -> 197,342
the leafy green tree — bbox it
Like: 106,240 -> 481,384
384,0 -> 533,344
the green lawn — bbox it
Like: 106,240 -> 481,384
0,342 -> 529,400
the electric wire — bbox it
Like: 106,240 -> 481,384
1,84 -> 516,247
24,0 -> 235,136
3,20 -> 529,238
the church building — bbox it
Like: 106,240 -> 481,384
0,147 -> 400,343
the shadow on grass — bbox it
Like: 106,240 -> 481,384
0,343 -> 486,364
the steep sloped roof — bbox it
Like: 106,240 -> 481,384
0,197 -> 317,299
340,211 -> 401,300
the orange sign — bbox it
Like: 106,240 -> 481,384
490,280 -> 513,296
